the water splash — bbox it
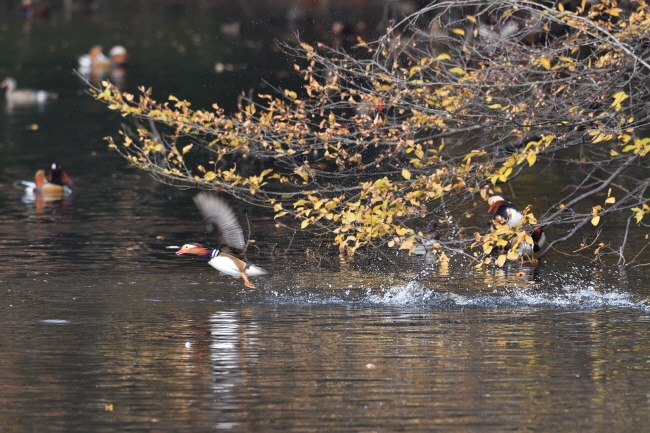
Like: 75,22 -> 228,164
366,281 -> 649,310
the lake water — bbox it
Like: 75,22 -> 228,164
1,1 -> 650,431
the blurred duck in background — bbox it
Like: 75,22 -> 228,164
78,45 -> 129,86
78,45 -> 110,71
1,77 -> 58,107
108,45 -> 129,67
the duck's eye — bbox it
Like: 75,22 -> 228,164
184,244 -> 196,250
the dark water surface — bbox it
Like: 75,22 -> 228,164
1,2 -> 650,432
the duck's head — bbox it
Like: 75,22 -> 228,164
89,45 -> 104,60
1,77 -> 16,90
487,195 -> 508,213
175,243 -> 206,255
109,45 -> 128,66
48,163 -> 75,189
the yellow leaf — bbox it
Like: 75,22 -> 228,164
301,219 -> 310,229
451,28 -> 465,36
436,53 -> 451,61
399,239 -> 415,251
622,144 -> 636,153
611,91 -> 628,110
182,144 -> 193,155
526,152 -> 537,167
507,250 -> 520,261
204,171 -> 216,181
539,57 -> 551,70
293,199 -> 308,207
591,216 -> 601,226
449,67 -> 467,76
495,254 -> 507,267
610,149 -> 619,156
300,42 -> 314,52
401,168 -> 411,180
483,243 -> 493,255
605,197 -> 616,204
606,7 -> 622,16
395,226 -> 411,236
635,211 -> 644,223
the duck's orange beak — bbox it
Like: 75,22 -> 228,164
488,204 -> 495,213
175,248 -> 185,255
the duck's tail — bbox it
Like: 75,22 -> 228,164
17,180 -> 36,189
245,264 -> 269,276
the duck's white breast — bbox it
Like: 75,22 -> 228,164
506,208 -> 524,227
207,256 -> 242,277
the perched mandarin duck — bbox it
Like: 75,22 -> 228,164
487,194 -> 546,257
1,77 -> 58,105
487,195 -> 524,227
175,193 -> 268,288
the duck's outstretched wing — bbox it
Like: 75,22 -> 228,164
193,193 -> 246,253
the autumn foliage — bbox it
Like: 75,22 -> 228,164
91,0 -> 650,266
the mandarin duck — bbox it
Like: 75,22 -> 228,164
20,163 -> 75,200
412,220 -> 440,264
1,77 -> 58,105
78,45 -> 111,71
108,45 -> 128,67
78,45 -> 129,70
175,193 -> 268,288
487,194 -> 546,257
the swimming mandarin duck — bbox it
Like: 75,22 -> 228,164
487,194 -> 546,257
175,193 -> 268,288
78,45 -> 128,69
78,45 -> 111,70
108,45 -> 128,66
20,163 -> 75,200
1,77 -> 58,105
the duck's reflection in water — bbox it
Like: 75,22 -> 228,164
209,310 -> 259,429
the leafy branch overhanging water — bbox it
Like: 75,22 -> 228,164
89,0 -> 650,267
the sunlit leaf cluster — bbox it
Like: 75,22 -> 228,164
90,0 -> 650,266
